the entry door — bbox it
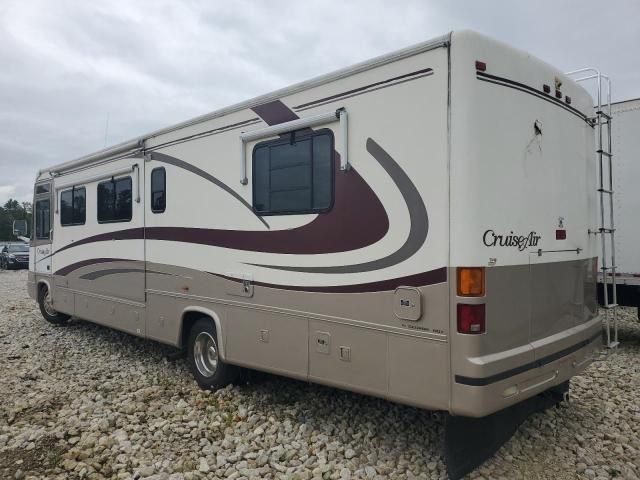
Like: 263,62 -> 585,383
33,184 -> 53,274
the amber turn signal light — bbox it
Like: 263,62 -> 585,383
457,267 -> 485,296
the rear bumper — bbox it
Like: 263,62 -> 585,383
450,316 -> 602,417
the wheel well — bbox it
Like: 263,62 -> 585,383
181,311 -> 215,350
37,281 -> 49,295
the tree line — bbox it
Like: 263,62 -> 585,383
0,199 -> 32,241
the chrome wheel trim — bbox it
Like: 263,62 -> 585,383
43,290 -> 58,317
193,331 -> 218,378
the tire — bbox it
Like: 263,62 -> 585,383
187,318 -> 239,390
37,285 -> 70,325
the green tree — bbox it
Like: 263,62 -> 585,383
0,198 -> 32,241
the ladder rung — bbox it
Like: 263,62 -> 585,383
601,265 -> 618,271
603,303 -> 618,309
596,149 -> 613,157
596,110 -> 612,120
597,188 -> 613,194
599,227 -> 615,233
606,341 -> 620,349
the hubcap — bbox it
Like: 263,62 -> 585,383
193,332 -> 218,378
43,291 -> 58,317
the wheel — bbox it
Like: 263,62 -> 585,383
37,285 -> 70,325
187,318 -> 239,390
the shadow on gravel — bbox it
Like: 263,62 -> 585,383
0,435 -> 65,478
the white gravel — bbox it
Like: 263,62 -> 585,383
0,269 -> 638,480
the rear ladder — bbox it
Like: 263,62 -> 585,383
566,68 -> 618,349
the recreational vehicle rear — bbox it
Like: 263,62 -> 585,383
29,30 -> 602,477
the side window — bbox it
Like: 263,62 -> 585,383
252,129 -> 334,215
60,186 -> 86,226
150,167 -> 166,213
35,199 -> 51,240
97,176 -> 132,223
35,184 -> 50,194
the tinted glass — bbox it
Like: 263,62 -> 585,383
151,168 -> 166,213
97,180 -> 115,222
60,189 -> 73,226
252,129 -> 333,215
312,134 -> 332,210
35,199 -> 50,240
98,177 -> 132,222
35,184 -> 50,194
115,177 -> 132,220
73,187 -> 86,224
8,244 -> 28,252
253,147 -> 270,213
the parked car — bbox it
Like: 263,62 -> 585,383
0,243 -> 30,270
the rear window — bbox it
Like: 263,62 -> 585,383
8,244 -> 28,253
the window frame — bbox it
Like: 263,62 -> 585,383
251,128 -> 335,216
60,186 -> 86,227
35,198 -> 51,240
97,176 -> 133,224
150,167 -> 166,214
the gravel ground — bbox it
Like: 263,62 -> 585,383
0,269 -> 638,480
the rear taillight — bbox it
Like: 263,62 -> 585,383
457,304 -> 486,334
457,267 -> 485,296
475,60 -> 487,72
556,229 -> 566,240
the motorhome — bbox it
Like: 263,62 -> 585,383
29,30 -> 603,478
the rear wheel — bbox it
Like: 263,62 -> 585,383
37,285 -> 70,325
187,318 -> 239,390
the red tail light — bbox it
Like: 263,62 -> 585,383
556,229 -> 566,240
475,60 -> 486,72
457,304 -> 486,334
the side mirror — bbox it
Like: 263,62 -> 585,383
13,219 -> 28,237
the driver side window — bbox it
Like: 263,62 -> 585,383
35,199 -> 51,240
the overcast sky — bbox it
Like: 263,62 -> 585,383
2,0 -> 639,205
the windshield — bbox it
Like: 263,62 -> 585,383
8,244 -> 28,253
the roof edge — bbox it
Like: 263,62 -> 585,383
42,32 -> 452,176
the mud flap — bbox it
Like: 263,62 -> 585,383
444,381 -> 569,480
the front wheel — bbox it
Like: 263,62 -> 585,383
38,286 -> 70,325
187,318 -> 239,390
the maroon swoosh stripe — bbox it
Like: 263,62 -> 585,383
215,267 -> 447,293
52,153 -> 388,255
54,257 -> 137,276
147,153 -> 387,253
54,229 -> 145,257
